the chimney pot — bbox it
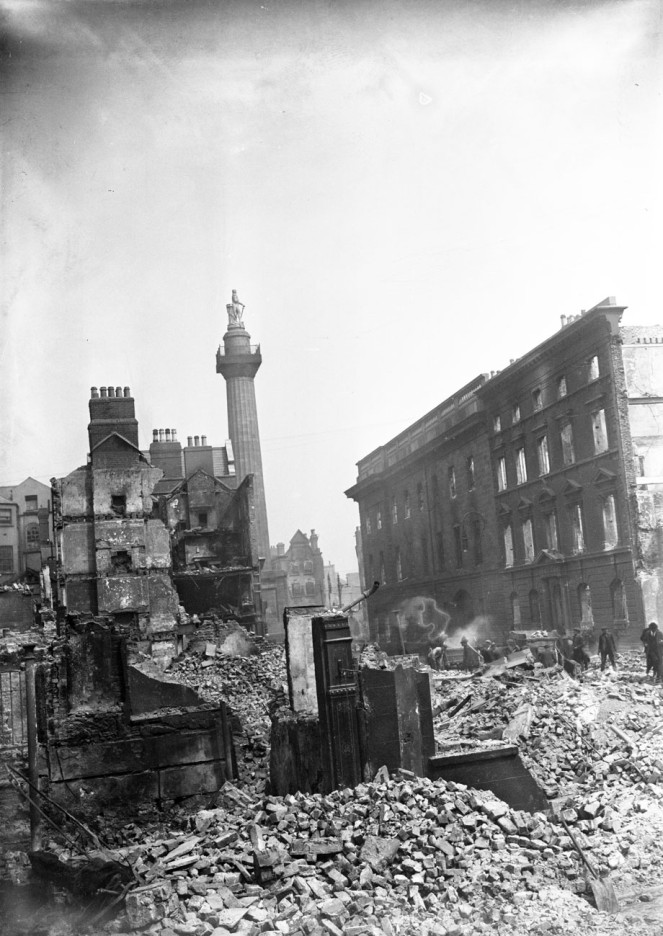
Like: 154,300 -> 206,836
194,435 -> 200,447
159,429 -> 164,442
171,429 -> 178,442
153,430 -> 159,442
108,386 -> 115,398
91,386 -> 99,398
201,435 -> 207,446
560,315 -> 567,327
124,386 -> 130,397
115,386 -> 122,397
100,387 -> 108,397
165,429 -> 171,441
187,436 -> 193,447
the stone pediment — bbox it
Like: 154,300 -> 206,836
533,549 -> 565,564
538,486 -> 556,502
592,467 -> 617,488
562,479 -> 583,498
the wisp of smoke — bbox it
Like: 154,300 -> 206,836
393,596 -> 450,644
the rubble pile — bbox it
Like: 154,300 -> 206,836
73,771 -> 660,936
431,650 -> 663,801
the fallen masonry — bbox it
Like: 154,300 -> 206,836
5,618 -> 663,936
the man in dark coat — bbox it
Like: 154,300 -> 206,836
598,627 -> 617,671
641,622 -> 663,681
572,629 -> 590,670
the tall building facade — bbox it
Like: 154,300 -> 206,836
270,530 -> 326,607
346,299 -> 663,652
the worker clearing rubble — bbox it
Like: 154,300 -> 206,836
461,636 -> 482,671
572,628 -> 590,671
598,627 -> 617,672
641,622 -> 663,682
427,640 -> 449,671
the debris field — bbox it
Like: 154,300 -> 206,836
18,638 -> 663,936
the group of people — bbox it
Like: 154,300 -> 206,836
426,622 -> 661,677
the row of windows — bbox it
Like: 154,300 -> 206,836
510,578 -> 628,627
364,460 -> 476,535
493,356 -> 600,432
366,494 -> 619,585
290,580 -> 317,597
289,561 -> 314,574
503,495 -> 618,566
496,408 -> 609,491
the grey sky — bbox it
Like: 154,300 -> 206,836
1,0 -> 661,572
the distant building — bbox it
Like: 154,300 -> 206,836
0,477 -> 54,580
346,298 -> 663,652
271,530 -> 325,607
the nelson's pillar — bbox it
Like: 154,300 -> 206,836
216,291 -> 271,570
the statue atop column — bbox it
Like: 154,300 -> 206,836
226,289 -> 245,327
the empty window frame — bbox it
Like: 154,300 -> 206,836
544,511 -> 559,551
512,403 -> 521,424
391,496 -> 398,525
493,415 -> 501,433
25,495 -> 38,511
395,546 -> 403,581
560,421 -> 575,465
377,507 -> 383,530
532,388 -> 542,411
26,523 -> 40,546
602,494 -> 618,549
570,503 -> 585,553
198,511 -> 208,527
592,409 -> 608,454
516,447 -> 528,484
404,490 -> 411,520
497,456 -> 507,492
557,376 -> 567,398
417,482 -> 425,512
537,435 -> 550,475
448,466 -> 457,499
111,494 -> 127,516
578,583 -> 594,623
588,355 -> 600,381
466,456 -> 475,491
503,525 -> 514,567
522,518 -> 535,562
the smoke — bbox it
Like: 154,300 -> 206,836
391,596 -> 495,651
445,615 -> 494,649
392,596 -> 450,644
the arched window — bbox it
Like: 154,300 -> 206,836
529,589 -> 541,625
611,579 -> 628,624
578,583 -> 593,624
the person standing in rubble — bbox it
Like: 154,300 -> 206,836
641,622 -> 663,681
598,627 -> 617,672
572,628 -> 590,671
461,636 -> 482,671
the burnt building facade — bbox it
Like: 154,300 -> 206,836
346,298 -> 663,651
52,386 -> 181,659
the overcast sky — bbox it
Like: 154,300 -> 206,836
1,0 -> 661,573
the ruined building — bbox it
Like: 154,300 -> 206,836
147,429 -> 261,626
52,386 -> 181,660
346,299 -> 663,651
271,530 -> 326,607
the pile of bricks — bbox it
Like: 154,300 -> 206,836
90,772 -> 645,936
